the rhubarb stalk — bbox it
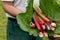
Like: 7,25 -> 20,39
36,13 -> 50,30
33,4 -> 56,27
33,4 -> 50,22
33,14 -> 42,31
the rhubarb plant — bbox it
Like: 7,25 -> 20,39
40,0 -> 60,34
16,0 -> 60,40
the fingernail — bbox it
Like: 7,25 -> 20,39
42,25 -> 45,30
44,32 -> 48,37
51,27 -> 55,30
30,22 -> 35,28
45,24 -> 50,30
51,22 -> 56,27
39,32 -> 43,37
46,25 -> 50,30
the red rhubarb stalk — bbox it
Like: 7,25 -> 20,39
33,4 -> 56,27
33,14 -> 42,31
35,13 -> 46,30
33,4 -> 50,22
36,15 -> 50,30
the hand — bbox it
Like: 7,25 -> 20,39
30,19 -> 56,37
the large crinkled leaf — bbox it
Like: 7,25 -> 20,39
16,0 -> 38,36
40,0 -> 60,34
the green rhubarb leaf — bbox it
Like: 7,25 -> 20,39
40,0 -> 60,34
16,0 -> 38,36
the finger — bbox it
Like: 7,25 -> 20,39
30,22 -> 35,28
50,26 -> 55,30
45,24 -> 50,30
51,22 -> 56,27
42,25 -> 46,30
43,32 -> 48,37
39,32 -> 43,37
47,25 -> 50,30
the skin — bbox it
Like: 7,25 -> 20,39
2,1 -> 21,17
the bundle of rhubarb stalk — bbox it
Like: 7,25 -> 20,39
30,4 -> 56,37
16,0 -> 60,40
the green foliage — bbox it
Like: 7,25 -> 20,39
43,37 -> 49,40
40,0 -> 60,34
17,0 -> 60,40
0,0 -> 7,40
16,0 -> 38,36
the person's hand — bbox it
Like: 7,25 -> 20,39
31,22 -> 55,37
30,13 -> 56,37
